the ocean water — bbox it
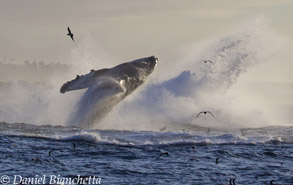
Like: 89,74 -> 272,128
0,122 -> 292,185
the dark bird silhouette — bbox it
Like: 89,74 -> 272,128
229,178 -> 236,185
206,128 -> 211,133
67,27 -> 74,41
31,157 -> 42,163
201,60 -> 213,64
270,180 -> 275,185
187,158 -> 199,163
160,125 -> 167,131
160,152 -> 169,156
73,143 -> 76,150
49,151 -> 52,157
196,111 -> 215,118
216,157 -> 219,164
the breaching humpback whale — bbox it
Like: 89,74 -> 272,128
60,56 -> 157,128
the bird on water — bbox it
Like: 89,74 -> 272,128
216,157 -> 219,164
229,178 -> 236,185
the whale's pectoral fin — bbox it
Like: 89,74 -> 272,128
92,68 -> 110,78
60,68 -> 110,93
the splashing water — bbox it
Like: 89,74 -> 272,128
0,17 -> 292,130
100,18 -> 293,130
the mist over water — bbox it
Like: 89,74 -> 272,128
100,18 -> 293,130
0,17 -> 292,130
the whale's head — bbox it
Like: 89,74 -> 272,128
113,56 -> 157,77
130,56 -> 157,77
114,56 -> 157,95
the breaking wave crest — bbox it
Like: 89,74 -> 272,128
1,122 -> 292,146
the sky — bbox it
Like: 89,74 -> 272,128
0,0 -> 293,64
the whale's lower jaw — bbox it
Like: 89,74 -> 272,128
63,56 -> 157,128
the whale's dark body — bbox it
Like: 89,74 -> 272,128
60,56 -> 157,128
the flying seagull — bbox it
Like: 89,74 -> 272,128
196,111 -> 215,118
67,27 -> 74,41
201,60 -> 213,64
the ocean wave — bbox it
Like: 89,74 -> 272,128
1,122 -> 292,146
